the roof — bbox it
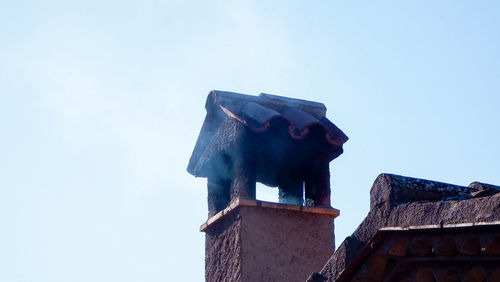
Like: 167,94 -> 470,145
316,223 -> 500,281
187,90 -> 348,182
311,174 -> 500,281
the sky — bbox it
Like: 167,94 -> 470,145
1,1 -> 499,281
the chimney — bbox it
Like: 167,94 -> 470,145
188,91 -> 348,281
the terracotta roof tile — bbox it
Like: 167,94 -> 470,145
187,90 -> 348,178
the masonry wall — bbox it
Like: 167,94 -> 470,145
203,200 -> 337,282
205,211 -> 242,282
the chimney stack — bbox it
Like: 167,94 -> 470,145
188,91 -> 348,281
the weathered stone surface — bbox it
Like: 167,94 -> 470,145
239,205 -> 334,282
370,174 -> 474,212
469,182 -> 500,198
318,174 -> 500,281
203,201 -> 336,282
205,212 -> 241,282
318,235 -> 364,280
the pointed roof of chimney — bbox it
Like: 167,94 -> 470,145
187,90 -> 348,180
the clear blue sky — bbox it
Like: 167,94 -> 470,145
1,1 -> 499,281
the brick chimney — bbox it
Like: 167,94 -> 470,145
188,91 -> 348,281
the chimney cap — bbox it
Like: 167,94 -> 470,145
187,90 -> 348,180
